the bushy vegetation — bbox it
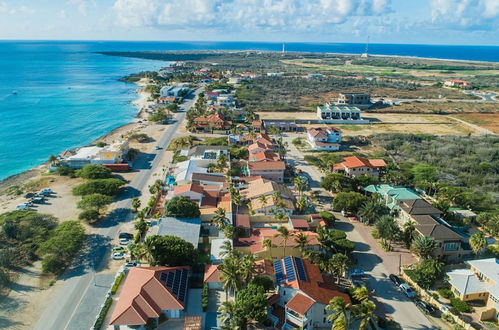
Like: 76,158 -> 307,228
438,288 -> 455,299
111,273 -> 124,295
202,283 -> 209,312
450,298 -> 472,313
93,296 -> 113,330
142,235 -> 197,266
405,259 -> 445,290
165,196 -> 201,218
76,164 -> 112,180
375,134 -> 498,211
72,178 -> 125,196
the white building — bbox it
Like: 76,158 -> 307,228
210,238 -> 231,264
316,103 -> 369,123
63,140 -> 129,168
173,160 -> 207,184
160,85 -> 189,98
307,127 -> 342,151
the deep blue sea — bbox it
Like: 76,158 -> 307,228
0,41 -> 498,180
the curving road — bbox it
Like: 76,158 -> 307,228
34,89 -> 202,330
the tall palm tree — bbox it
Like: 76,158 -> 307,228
326,297 -> 352,330
354,300 -> 377,330
403,220 -> 416,248
411,236 -> 437,260
128,242 -> 150,263
272,191 -> 282,204
275,226 -> 292,257
240,254 -> 256,283
232,191 -> 241,214
263,238 -> 273,259
293,176 -> 306,197
219,240 -> 234,259
328,253 -> 350,284
274,211 -> 287,222
218,301 -> 240,329
220,257 -> 241,299
352,286 -> 369,302
296,196 -> 308,213
358,198 -> 387,224
212,207 -> 229,230
294,232 -> 310,257
258,194 -> 268,207
469,232 -> 488,256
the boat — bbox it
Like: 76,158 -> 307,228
12,90 -> 18,95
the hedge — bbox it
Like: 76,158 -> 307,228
202,283 -> 209,312
94,296 -> 113,330
450,298 -> 472,313
111,273 -> 124,295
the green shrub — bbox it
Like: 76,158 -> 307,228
78,209 -> 100,222
42,254 -> 67,275
438,288 -> 454,299
72,178 -> 125,196
76,164 -> 112,180
93,296 -> 113,330
202,283 -> 209,312
111,273 -> 125,295
450,298 -> 472,313
319,211 -> 336,225
56,165 -> 76,177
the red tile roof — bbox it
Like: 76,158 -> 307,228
235,214 -> 250,228
248,161 -> 285,171
276,258 -> 351,306
173,184 -> 205,196
334,156 -> 386,170
290,218 -> 309,229
250,151 -> 280,162
194,113 -> 227,124
110,267 -> 188,326
204,264 -> 221,283
286,293 -> 315,314
235,228 -> 319,253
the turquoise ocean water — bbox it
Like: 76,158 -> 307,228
0,41 -> 498,180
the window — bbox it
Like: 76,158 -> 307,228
323,317 -> 327,323
283,290 -> 286,296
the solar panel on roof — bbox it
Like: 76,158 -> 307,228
178,269 -> 188,301
166,272 -> 175,287
274,260 -> 284,284
294,257 -> 308,282
284,257 -> 296,281
160,272 -> 168,282
172,269 -> 182,295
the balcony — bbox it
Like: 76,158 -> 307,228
285,310 -> 311,328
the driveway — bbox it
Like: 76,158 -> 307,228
282,134 -> 434,329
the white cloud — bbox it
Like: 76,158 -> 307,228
0,2 -> 35,15
112,0 -> 392,31
69,0 -> 96,16
429,0 -> 499,30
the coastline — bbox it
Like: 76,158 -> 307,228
0,79 -> 152,191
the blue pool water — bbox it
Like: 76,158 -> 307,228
1,40 -> 498,180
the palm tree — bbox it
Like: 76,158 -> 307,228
294,232 -> 310,256
263,238 -> 273,259
274,211 -> 287,222
469,232 -> 488,256
296,196 -> 308,213
375,215 -> 400,249
411,236 -> 437,260
403,220 -> 416,248
328,253 -> 350,284
131,197 -> 141,212
272,191 -> 282,204
212,207 -> 229,230
247,201 -> 255,215
354,300 -> 377,330
352,286 -> 369,302
128,242 -> 149,263
275,226 -> 292,257
232,191 -> 241,214
326,297 -> 352,330
219,240 -> 234,259
258,194 -> 268,207
358,198 -> 387,224
220,257 -> 241,299
240,254 -> 256,283
293,176 -> 307,197
218,301 -> 240,329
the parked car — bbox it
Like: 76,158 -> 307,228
112,252 -> 125,260
349,269 -> 365,277
39,188 -> 52,196
119,232 -> 133,239
24,192 -> 36,198
415,300 -> 435,315
155,146 -> 162,150
400,283 -> 415,298
16,203 -> 30,210
31,196 -> 45,204
389,274 -> 402,286
125,262 -> 138,268
113,246 -> 126,253
119,238 -> 131,245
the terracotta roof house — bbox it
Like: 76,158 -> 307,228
249,150 -> 280,162
250,197 -> 295,216
271,257 -> 351,329
235,228 -> 320,259
109,266 -> 190,328
240,178 -> 295,201
193,113 -> 231,132
444,79 -> 471,88
204,264 -> 223,290
332,156 -> 386,178
247,161 -> 285,183
252,120 -> 263,132
248,141 -> 276,154
307,127 -> 342,151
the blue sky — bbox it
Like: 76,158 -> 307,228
0,0 -> 498,45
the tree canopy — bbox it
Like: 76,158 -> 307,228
333,192 -> 367,213
75,164 -> 112,180
143,235 -> 196,266
72,178 -> 125,196
77,193 -> 113,211
164,196 -> 201,218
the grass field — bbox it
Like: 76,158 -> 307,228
453,113 -> 499,134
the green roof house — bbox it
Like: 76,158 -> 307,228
364,184 -> 421,210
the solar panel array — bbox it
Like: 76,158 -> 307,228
294,257 -> 308,282
274,260 -> 284,284
284,257 -> 296,281
159,268 -> 189,302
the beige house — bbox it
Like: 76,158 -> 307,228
447,258 -> 499,321
247,161 -> 285,182
240,178 -> 295,201
250,197 -> 295,216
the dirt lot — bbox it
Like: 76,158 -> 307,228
257,112 -> 478,135
370,101 -> 499,114
453,113 -> 499,134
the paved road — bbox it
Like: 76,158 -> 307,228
283,135 -> 435,329
34,89 -> 202,330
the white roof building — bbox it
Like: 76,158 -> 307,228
210,238 -> 231,264
173,160 -> 207,184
